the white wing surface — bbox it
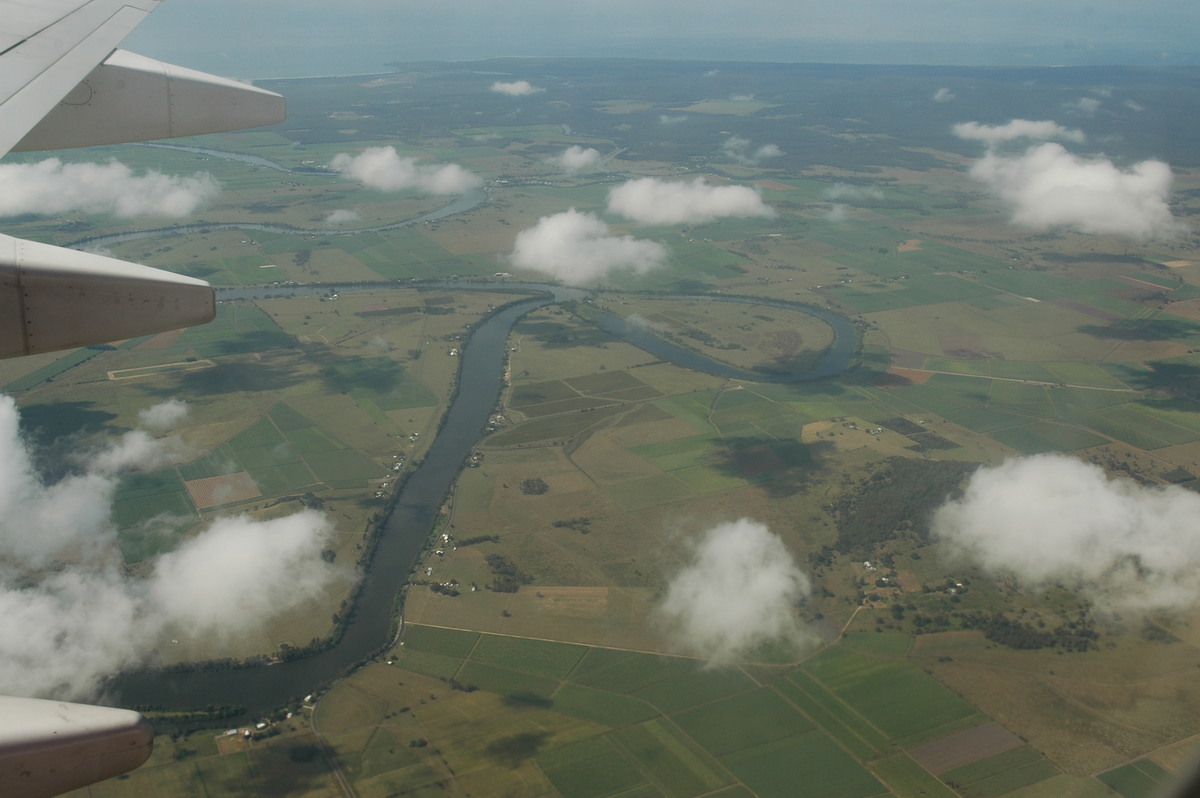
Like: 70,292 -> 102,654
0,0 -> 285,358
0,3 -> 287,794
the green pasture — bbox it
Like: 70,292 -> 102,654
654,394 -> 718,433
775,671 -> 889,760
234,442 -> 302,471
1074,411 -> 1172,449
3,349 -> 97,393
803,647 -> 982,746
552,684 -> 660,727
673,688 -> 814,758
631,666 -> 757,714
974,270 -> 1075,301
804,223 -> 909,259
1073,291 -> 1144,319
635,439 -> 718,473
1051,386 -> 1130,412
966,294 -> 1021,310
113,470 -> 196,562
633,435 -> 716,462
341,727 -> 422,783
520,396 -> 618,417
512,380 -> 580,406
841,631 -> 912,657
988,380 -> 1052,404
870,753 -> 958,798
1096,405 -> 1200,445
454,662 -> 559,701
228,416 -> 285,449
468,635 -> 587,680
269,402 -> 316,431
192,753 -> 258,795
1136,401 -> 1200,437
923,356 -> 991,377
614,720 -> 733,798
391,648 -> 464,680
720,731 -> 887,798
836,274 -> 1000,314
173,302 -> 291,358
304,448 -> 383,488
536,735 -> 646,798
101,760 -> 206,795
1042,361 -> 1130,389
603,385 -> 664,401
320,356 -> 436,410
948,360 -> 1054,386
487,404 -> 626,445
900,242 -> 1006,273
403,624 -> 480,657
564,371 -> 650,395
178,445 -> 241,480
713,393 -> 786,425
990,425 -> 1068,454
1021,421 -> 1109,450
606,475 -> 696,509
671,465 -> 745,493
283,426 -> 344,453
212,253 -> 277,285
986,400 -> 1059,420
1097,759 -> 1175,798
943,758 -> 1060,797
247,462 -> 318,494
569,649 -> 701,694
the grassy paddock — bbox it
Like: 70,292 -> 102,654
673,688 -> 815,758
804,646 -> 982,746
720,731 -> 887,798
467,634 -> 587,680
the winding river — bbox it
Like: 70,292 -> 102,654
100,223 -> 858,718
111,284 -> 857,717
67,189 -> 487,252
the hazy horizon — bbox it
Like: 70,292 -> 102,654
122,1 -> 1200,80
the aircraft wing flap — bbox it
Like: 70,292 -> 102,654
0,0 -> 158,155
0,234 -> 215,358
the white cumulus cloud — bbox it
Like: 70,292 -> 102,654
151,510 -> 334,638
932,87 -> 956,103
1068,97 -> 1102,116
491,80 -> 542,96
331,146 -> 481,195
552,145 -> 602,174
0,158 -> 219,218
607,177 -> 775,225
969,142 -> 1184,241
511,209 -> 667,285
659,114 -> 688,125
654,519 -> 812,664
953,119 -> 1086,145
138,399 -> 188,432
722,136 -> 783,166
0,396 -> 339,699
324,208 -> 362,226
934,455 -> 1200,614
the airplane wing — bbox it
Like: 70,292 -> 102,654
0,0 -> 286,358
0,2 -> 286,794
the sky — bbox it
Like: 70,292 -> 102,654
122,0 -> 1200,79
